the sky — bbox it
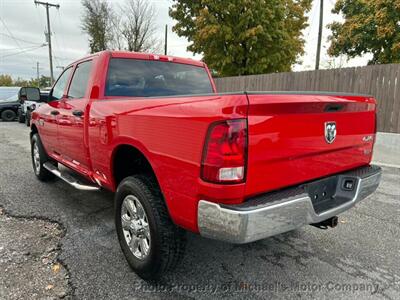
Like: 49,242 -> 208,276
0,0 -> 370,80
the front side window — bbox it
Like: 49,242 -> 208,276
51,67 -> 72,100
105,58 -> 214,97
68,60 -> 93,99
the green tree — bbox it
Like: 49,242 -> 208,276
38,75 -> 52,88
0,74 -> 13,86
13,77 -> 29,87
28,76 -> 52,89
169,0 -> 312,76
328,0 -> 400,64
81,0 -> 113,53
0,75 -> 51,88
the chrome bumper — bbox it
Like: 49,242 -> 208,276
198,165 -> 382,244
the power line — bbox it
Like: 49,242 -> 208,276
49,8 -> 64,71
0,16 -> 23,49
1,45 -> 45,52
56,9 -> 67,56
0,33 -> 43,46
1,44 -> 46,59
0,17 -> 38,65
305,2 -> 318,39
52,32 -> 62,67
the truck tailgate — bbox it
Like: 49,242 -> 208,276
245,92 -> 377,198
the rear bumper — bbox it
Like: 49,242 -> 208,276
198,165 -> 381,243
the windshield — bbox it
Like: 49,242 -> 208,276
105,58 -> 214,97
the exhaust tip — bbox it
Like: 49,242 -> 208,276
311,216 -> 338,229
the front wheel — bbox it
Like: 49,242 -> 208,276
1,109 -> 16,121
115,175 -> 186,280
31,134 -> 56,181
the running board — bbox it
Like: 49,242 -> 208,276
43,162 -> 100,191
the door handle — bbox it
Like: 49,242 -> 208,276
72,110 -> 84,117
50,110 -> 59,116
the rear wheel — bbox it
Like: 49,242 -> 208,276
115,175 -> 186,280
31,134 -> 56,181
1,109 -> 16,121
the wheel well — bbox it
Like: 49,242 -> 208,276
30,124 -> 38,138
112,145 -> 157,186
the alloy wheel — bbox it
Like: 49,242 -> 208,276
121,195 -> 151,260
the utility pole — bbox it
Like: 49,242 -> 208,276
34,1 -> 60,85
36,62 -> 40,87
32,62 -> 43,88
315,0 -> 324,70
164,24 -> 168,55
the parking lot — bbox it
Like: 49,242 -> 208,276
0,121 -> 399,299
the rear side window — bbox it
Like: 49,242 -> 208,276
105,58 -> 213,97
68,60 -> 92,99
51,67 -> 72,100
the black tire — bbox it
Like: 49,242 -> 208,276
115,175 -> 186,280
1,109 -> 16,122
18,109 -> 25,123
31,134 -> 56,181
25,111 -> 31,127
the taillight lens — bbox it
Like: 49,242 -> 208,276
201,119 -> 247,183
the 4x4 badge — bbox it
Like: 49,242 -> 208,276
325,121 -> 336,144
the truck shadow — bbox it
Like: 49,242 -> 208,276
4,169 -> 391,299
52,180 -> 318,296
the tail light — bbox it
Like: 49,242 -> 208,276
201,119 -> 247,183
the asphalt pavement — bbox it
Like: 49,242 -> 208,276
0,121 -> 399,299
0,208 -> 70,299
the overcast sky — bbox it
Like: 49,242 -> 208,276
0,0 -> 370,80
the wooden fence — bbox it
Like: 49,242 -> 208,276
213,64 -> 400,133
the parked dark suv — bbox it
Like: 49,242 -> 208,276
0,87 -> 21,121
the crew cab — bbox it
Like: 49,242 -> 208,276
26,51 -> 381,280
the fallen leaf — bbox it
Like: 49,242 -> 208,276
340,219 -> 347,224
52,263 -> 60,273
45,284 -> 54,290
42,258 -> 50,265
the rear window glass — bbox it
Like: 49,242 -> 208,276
105,58 -> 213,97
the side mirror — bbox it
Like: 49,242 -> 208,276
39,93 -> 49,103
18,87 -> 41,102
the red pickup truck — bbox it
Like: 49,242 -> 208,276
27,51 -> 381,280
